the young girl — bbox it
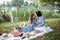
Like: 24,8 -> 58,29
21,14 -> 35,33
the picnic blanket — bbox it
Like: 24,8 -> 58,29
0,26 -> 53,40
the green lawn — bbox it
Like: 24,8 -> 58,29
0,18 -> 60,40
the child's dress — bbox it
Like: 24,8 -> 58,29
21,26 -> 34,33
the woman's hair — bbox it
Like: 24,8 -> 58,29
35,10 -> 42,17
30,14 -> 35,23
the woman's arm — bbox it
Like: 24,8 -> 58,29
37,16 -> 45,26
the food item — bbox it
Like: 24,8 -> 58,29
11,31 -> 20,37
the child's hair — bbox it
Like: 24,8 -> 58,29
30,14 -> 35,23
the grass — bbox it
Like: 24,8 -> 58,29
0,18 -> 60,40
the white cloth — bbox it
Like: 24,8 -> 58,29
29,26 -> 53,39
0,26 -> 53,40
34,26 -> 53,33
23,37 -> 30,40
0,36 -> 8,40
7,37 -> 21,40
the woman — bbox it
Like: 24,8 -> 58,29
33,10 -> 53,33
34,10 -> 45,27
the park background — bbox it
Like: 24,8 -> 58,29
0,0 -> 60,40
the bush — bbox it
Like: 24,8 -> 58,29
12,6 -> 36,21
2,15 -> 10,22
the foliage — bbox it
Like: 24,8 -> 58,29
12,0 -> 24,7
42,10 -> 54,19
39,0 -> 60,3
0,0 -> 60,22
12,6 -> 36,21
